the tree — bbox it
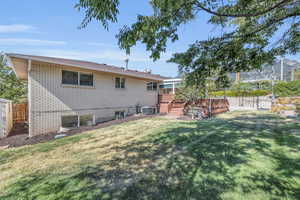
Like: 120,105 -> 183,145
0,54 -> 27,102
175,80 -> 204,119
76,0 -> 300,86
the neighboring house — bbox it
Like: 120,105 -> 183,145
7,53 -> 166,137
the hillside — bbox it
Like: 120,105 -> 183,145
231,58 -> 300,82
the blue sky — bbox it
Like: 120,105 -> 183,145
0,0 -> 299,77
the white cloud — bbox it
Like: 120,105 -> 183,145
0,24 -> 36,33
0,38 -> 66,46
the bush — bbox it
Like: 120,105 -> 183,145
274,80 -> 300,97
231,81 -> 272,91
210,89 -> 270,97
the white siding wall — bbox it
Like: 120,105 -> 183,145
28,62 -> 159,136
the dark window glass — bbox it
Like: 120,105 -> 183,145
115,77 -> 125,88
80,73 -> 93,86
62,115 -> 78,128
62,70 -> 78,85
115,111 -> 125,120
80,115 -> 93,126
115,77 -> 120,88
153,82 -> 157,90
120,78 -> 125,88
147,82 -> 157,91
147,82 -> 152,91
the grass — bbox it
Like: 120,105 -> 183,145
0,111 -> 300,200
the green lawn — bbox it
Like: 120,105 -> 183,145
0,111 -> 300,200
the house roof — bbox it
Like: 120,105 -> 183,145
6,53 -> 167,81
0,98 -> 12,103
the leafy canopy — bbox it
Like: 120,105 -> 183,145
0,54 -> 27,102
76,0 -> 300,85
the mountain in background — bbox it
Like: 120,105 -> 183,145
230,58 -> 300,82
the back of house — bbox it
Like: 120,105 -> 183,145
7,53 -> 165,137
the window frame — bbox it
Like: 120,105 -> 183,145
62,114 -> 95,128
62,70 -> 79,86
115,111 -> 125,119
61,70 -> 94,87
79,73 -> 94,87
115,77 -> 126,89
147,82 -> 158,91
79,114 -> 94,126
61,115 -> 79,128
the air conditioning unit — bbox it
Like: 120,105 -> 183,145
141,106 -> 156,115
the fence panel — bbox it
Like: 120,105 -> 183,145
227,96 -> 271,110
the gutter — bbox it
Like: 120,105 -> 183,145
7,54 -> 165,81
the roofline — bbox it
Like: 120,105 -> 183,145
0,98 -> 12,103
163,78 -> 182,82
7,53 -> 165,81
4,53 -> 19,78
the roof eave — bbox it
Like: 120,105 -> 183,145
5,54 -> 28,81
7,54 -> 164,81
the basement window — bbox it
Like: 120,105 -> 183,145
115,111 -> 125,120
62,115 -> 78,128
80,115 -> 94,126
62,70 -> 94,87
147,82 -> 157,91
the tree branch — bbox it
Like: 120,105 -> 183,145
196,0 -> 292,18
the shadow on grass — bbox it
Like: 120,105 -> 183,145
1,112 -> 300,200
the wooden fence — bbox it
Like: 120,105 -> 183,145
196,98 -> 230,116
185,98 -> 230,117
12,103 -> 28,123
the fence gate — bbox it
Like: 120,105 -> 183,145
227,96 -> 272,110
13,103 -> 28,123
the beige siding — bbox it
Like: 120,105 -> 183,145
28,62 -> 159,136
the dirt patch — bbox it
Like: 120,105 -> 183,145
0,114 -> 158,148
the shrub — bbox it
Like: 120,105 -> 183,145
231,81 -> 272,91
210,90 -> 270,97
274,80 -> 300,97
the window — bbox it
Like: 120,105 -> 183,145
115,77 -> 125,88
62,70 -> 78,85
62,70 -> 93,87
80,115 -> 94,126
147,82 -> 158,91
115,111 -> 125,120
80,73 -> 93,86
62,115 -> 78,128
